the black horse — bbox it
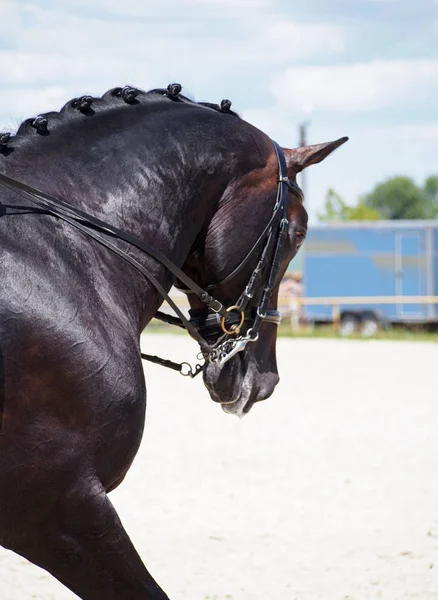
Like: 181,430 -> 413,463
0,84 -> 347,598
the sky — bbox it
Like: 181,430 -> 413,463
0,0 -> 437,221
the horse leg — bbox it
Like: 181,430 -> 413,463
1,477 -> 169,600
0,331 -> 169,598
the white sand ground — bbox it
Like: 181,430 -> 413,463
0,335 -> 437,600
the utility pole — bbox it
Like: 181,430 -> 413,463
298,121 -> 308,203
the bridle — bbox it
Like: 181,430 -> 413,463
0,140 -> 304,377
181,141 -> 304,365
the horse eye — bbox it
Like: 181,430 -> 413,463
293,229 -> 306,247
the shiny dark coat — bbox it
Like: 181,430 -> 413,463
0,86 -> 344,598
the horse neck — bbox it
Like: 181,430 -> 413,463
2,102 -> 253,327
5,104 -> 240,264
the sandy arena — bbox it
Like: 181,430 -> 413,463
0,334 -> 437,599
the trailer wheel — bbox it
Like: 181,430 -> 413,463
339,313 -> 360,336
360,314 -> 381,337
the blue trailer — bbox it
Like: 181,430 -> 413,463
303,221 -> 438,334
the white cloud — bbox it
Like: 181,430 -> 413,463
263,20 -> 344,59
53,0 -> 276,19
244,100 -> 438,220
0,86 -> 72,130
190,0 -> 273,7
0,3 -> 346,124
361,122 -> 438,142
269,59 -> 438,112
0,4 -> 344,71
0,52 -> 132,85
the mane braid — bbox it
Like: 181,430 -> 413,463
0,84 -> 239,154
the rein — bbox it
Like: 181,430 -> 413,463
0,140 -> 302,376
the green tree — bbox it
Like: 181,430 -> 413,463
424,175 -> 438,217
320,176 -> 438,222
363,176 -> 429,220
346,202 -> 381,220
318,188 -> 381,221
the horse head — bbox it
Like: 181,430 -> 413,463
184,136 -> 348,416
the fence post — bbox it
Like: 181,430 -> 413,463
332,303 -> 341,332
289,298 -> 301,332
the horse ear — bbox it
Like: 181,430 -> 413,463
283,137 -> 348,175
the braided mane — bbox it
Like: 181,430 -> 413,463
0,84 -> 238,156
